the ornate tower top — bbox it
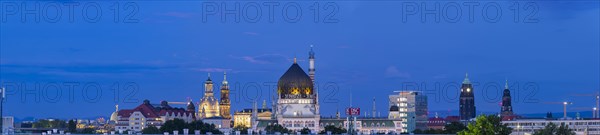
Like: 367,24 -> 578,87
505,79 -> 509,89
222,72 -> 228,85
462,73 -> 471,84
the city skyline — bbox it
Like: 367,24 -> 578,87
1,1 -> 599,121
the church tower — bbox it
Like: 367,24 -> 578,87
219,72 -> 232,119
199,73 -> 220,118
501,80 -> 513,116
459,73 -> 476,120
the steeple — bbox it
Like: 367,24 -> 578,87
262,100 -> 267,109
462,73 -> 471,84
293,57 -> 297,64
505,79 -> 509,89
372,97 -> 376,118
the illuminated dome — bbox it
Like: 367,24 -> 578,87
277,61 -> 314,99
110,104 -> 119,122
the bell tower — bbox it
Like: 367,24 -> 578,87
219,72 -> 231,119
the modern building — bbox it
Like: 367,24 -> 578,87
459,73 -> 476,120
2,116 -> 14,133
198,73 -> 221,119
388,91 -> 428,132
502,118 -> 600,135
115,100 -> 196,132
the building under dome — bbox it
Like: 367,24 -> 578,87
199,73 -> 221,119
277,59 -> 315,99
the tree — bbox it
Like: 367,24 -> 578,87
265,124 -> 290,134
533,122 -> 575,135
458,115 -> 512,135
67,120 -> 77,133
142,126 -> 161,134
160,119 -> 187,133
79,128 -> 96,134
319,125 -> 347,134
300,127 -> 311,134
444,122 -> 466,134
233,125 -> 250,134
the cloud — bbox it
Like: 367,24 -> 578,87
231,54 -> 289,64
192,68 -> 230,72
156,12 -> 194,18
0,61 -> 178,77
385,66 -> 411,78
243,32 -> 260,36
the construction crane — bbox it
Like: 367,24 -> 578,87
571,91 -> 600,118
543,101 -> 573,119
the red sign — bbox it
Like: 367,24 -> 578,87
346,107 -> 360,116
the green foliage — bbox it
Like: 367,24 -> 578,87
79,128 -> 96,134
444,122 -> 466,134
233,125 -> 250,134
264,124 -> 290,134
414,128 -> 444,134
159,119 -> 222,134
458,115 -> 512,135
159,119 -> 187,133
533,122 -> 576,135
300,127 -> 311,134
32,119 -> 67,128
142,126 -> 161,134
67,120 -> 77,133
319,125 -> 347,134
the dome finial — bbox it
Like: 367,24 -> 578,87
294,56 -> 297,64
115,104 -> 119,112
224,71 -> 227,80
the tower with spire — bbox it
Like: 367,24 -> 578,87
501,79 -> 513,116
459,73 -> 476,120
220,72 -> 232,119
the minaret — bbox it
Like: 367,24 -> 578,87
501,79 -> 513,116
308,45 -> 319,114
219,72 -> 231,119
459,73 -> 476,120
309,45 -> 315,83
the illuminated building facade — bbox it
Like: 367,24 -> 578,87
115,100 -> 195,132
198,73 -> 221,119
219,72 -> 232,119
388,91 -> 428,132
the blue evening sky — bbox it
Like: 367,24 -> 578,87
0,1 -> 599,120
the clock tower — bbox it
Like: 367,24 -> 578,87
459,73 -> 476,120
